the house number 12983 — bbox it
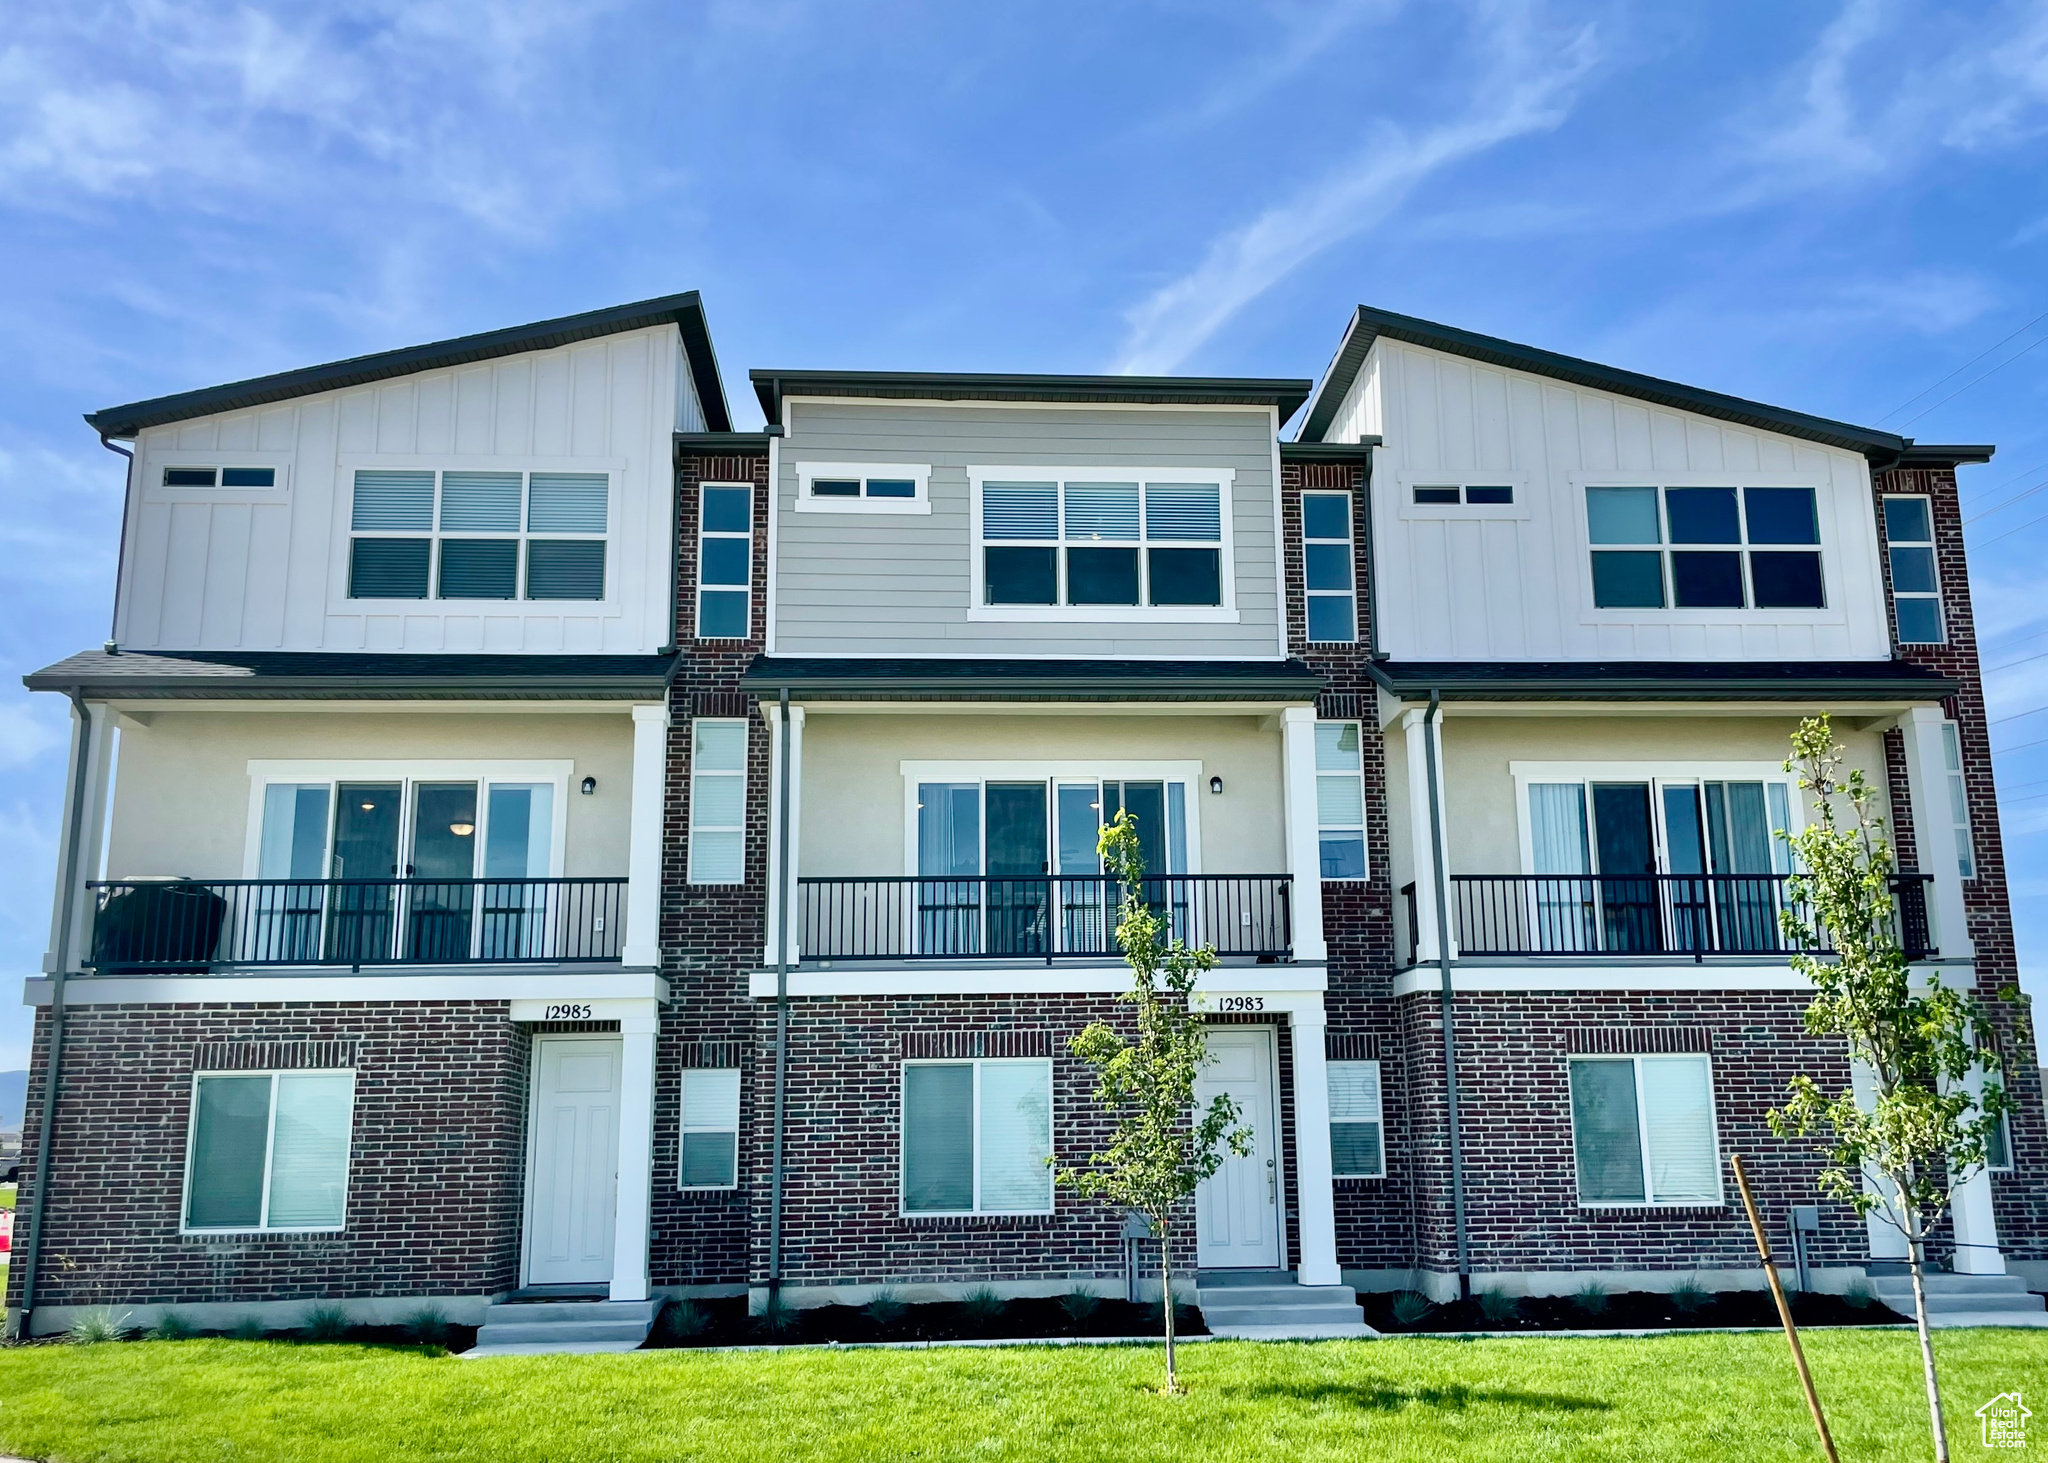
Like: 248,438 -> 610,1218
545,1003 -> 594,1020
1216,996 -> 1265,1013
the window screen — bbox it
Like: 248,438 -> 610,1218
1569,1055 -> 1719,1205
1328,1060 -> 1384,1177
185,1071 -> 355,1231
680,1068 -> 742,1189
902,1059 -> 1052,1214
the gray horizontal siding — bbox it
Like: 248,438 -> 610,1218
774,401 -> 1282,659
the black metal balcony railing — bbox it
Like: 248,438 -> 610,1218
85,877 -> 627,971
1443,872 -> 1935,961
796,875 -> 1292,963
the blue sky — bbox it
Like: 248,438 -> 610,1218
2,0 -> 2047,1071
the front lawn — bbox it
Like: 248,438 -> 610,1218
0,1329 -> 2042,1461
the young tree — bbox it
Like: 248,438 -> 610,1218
1056,810 -> 1249,1394
1769,715 -> 2014,1463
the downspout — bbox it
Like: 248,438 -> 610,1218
17,691 -> 95,1339
1356,438 -> 1383,660
1422,690 -> 1472,1299
98,435 -> 134,648
766,686 -> 793,1304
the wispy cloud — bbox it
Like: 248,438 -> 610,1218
1110,0 -> 1598,374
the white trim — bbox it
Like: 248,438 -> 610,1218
748,967 -> 1327,998
239,759 -> 574,881
1267,405 -> 1287,658
180,1067 -> 358,1236
624,704 -> 671,965
1566,1052 -> 1726,1208
781,394 -> 1276,417
34,970 -> 669,1005
1389,964 -> 1815,996
793,461 -> 932,515
966,467 -> 1240,624
766,428 -> 782,654
899,1056 -> 1055,1218
1281,708 -> 1329,959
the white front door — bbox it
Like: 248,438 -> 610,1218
524,1036 -> 622,1286
1194,1027 -> 1281,1269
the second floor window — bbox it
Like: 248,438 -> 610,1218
346,469 -> 607,601
1315,722 -> 1366,878
1942,721 -> 1976,879
1883,495 -> 1946,644
979,478 -> 1225,609
697,484 -> 754,639
1586,484 -> 1823,611
688,719 -> 748,884
1302,491 -> 1356,643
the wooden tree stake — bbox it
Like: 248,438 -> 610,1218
1731,1153 -> 1842,1463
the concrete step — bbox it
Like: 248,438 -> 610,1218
1195,1285 -> 1359,1309
1203,1304 -> 1372,1328
1868,1275 -> 2043,1315
1195,1280 -> 1373,1341
1208,1321 -> 1376,1340
1922,1311 -> 2048,1329
469,1298 -> 661,1357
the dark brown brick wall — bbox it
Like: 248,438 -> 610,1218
7,1001 -> 526,1310
1872,463 -> 2045,1263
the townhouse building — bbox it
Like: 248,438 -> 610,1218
6,293 -> 2040,1342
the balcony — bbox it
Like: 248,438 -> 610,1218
795,874 -> 1293,963
85,876 -> 627,972
1412,873 -> 1935,962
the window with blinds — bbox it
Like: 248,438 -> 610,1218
1328,1060 -> 1384,1177
183,1070 -> 356,1232
1568,1054 -> 1720,1205
346,468 -> 609,601
978,476 -> 1226,609
679,1068 -> 742,1189
1316,722 -> 1366,878
901,1058 -> 1053,1215
688,720 -> 748,884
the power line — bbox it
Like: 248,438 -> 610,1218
1897,332 -> 2048,431
1990,704 -> 2048,726
1964,472 -> 2048,527
1974,505 -> 2048,553
1874,306 -> 2048,425
1993,732 -> 2048,757
1984,646 -> 2048,676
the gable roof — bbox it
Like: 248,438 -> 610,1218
751,370 -> 1311,428
1298,304 -> 1946,463
85,292 -> 731,439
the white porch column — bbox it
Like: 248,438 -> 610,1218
1288,1004 -> 1341,1286
1951,1065 -> 2007,1275
46,701 -> 115,975
1897,706 -> 1971,960
762,703 -> 806,967
609,1005 -> 659,1302
1279,707 -> 1327,963
622,703 -> 671,969
1399,708 -> 1451,962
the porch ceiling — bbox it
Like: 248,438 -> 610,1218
1368,658 -> 1958,704
738,655 -> 1324,703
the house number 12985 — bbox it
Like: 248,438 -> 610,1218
1216,996 -> 1265,1013
545,1003 -> 594,1020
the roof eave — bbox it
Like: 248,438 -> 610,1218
750,370 -> 1313,428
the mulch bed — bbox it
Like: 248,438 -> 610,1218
1358,1287 -> 1908,1333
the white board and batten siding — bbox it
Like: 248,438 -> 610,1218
773,399 -> 1284,659
115,323 -> 704,655
1321,340 -> 1892,663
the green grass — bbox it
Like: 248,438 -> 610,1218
0,1183 -> 16,1210
0,1329 -> 2040,1461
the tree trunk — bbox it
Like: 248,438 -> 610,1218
1160,1217 -> 1178,1393
1904,1214 -> 1950,1463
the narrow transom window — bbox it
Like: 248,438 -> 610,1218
1586,485 -> 1823,611
1302,492 -> 1356,643
902,1058 -> 1053,1215
1328,1060 -> 1384,1177
679,1068 -> 742,1189
688,720 -> 748,884
697,484 -> 754,639
1315,722 -> 1366,878
1941,722 -> 1976,879
1568,1054 -> 1720,1205
184,1070 -> 356,1232
980,477 -> 1225,609
162,466 -> 277,488
1411,484 -> 1512,505
346,469 -> 608,601
1884,496 -> 1945,644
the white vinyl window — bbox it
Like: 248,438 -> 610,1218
183,1070 -> 356,1232
163,466 -> 277,488
347,469 -> 608,601
1585,484 -> 1824,611
972,471 -> 1232,617
696,484 -> 753,639
1328,1060 -> 1384,1178
795,462 -> 931,514
1941,722 -> 1976,879
1883,496 -> 1945,645
688,720 -> 748,884
1568,1054 -> 1722,1206
1302,491 -> 1356,643
679,1068 -> 742,1189
1987,1108 -> 2014,1172
1410,483 -> 1514,506
1316,722 -> 1367,879
901,1058 -> 1053,1215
